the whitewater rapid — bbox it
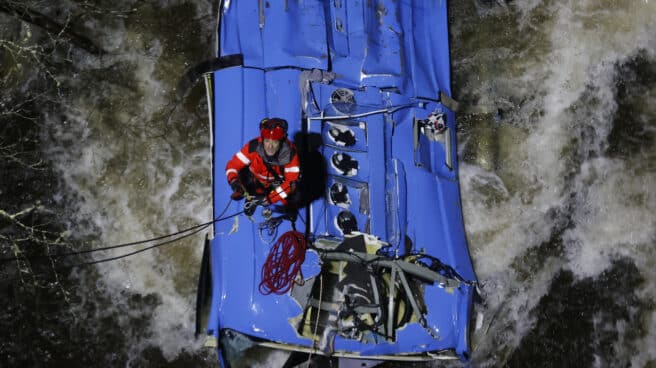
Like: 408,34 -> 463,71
26,0 -> 656,367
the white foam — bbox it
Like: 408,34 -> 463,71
564,158 -> 656,277
460,0 -> 656,364
37,0 -> 656,365
40,1 -> 214,362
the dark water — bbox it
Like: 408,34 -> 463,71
1,1 -> 654,367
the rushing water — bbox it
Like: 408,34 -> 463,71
1,1 -> 654,367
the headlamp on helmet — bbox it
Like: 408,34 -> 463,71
260,118 -> 288,141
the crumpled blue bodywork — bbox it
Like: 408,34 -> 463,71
205,0 -> 477,363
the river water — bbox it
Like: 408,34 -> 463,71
1,1 -> 654,367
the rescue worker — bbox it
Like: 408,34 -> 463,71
225,117 -> 300,216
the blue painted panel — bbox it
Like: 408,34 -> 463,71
206,237 -> 221,336
219,0 -> 328,70
399,0 -> 452,97
455,284 -> 476,357
438,179 -> 477,281
329,0 -> 366,86
365,114 -> 387,240
208,0 -> 477,361
211,66 -> 311,340
217,1 -> 246,58
385,159 -> 407,250
362,0 -> 402,76
223,1 -> 263,65
261,1 -> 328,69
423,284 -> 461,346
328,0 -> 349,57
310,199 -> 329,237
220,0 -> 452,97
263,69 -> 304,137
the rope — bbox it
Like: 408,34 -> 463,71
0,200 -> 235,264
0,202 -> 239,282
258,231 -> 306,295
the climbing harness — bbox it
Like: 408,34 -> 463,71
258,216 -> 283,244
243,196 -> 263,217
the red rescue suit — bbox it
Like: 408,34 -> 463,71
225,138 -> 300,205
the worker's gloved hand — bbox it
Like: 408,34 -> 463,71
244,197 -> 258,217
229,180 -> 244,200
244,196 -> 269,217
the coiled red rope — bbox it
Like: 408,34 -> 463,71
259,231 -> 307,295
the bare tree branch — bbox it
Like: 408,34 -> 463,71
0,1 -> 105,55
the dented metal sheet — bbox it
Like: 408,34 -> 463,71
202,0 -> 477,365
218,0 -> 452,98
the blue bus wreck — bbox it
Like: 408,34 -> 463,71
196,1 -> 478,366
